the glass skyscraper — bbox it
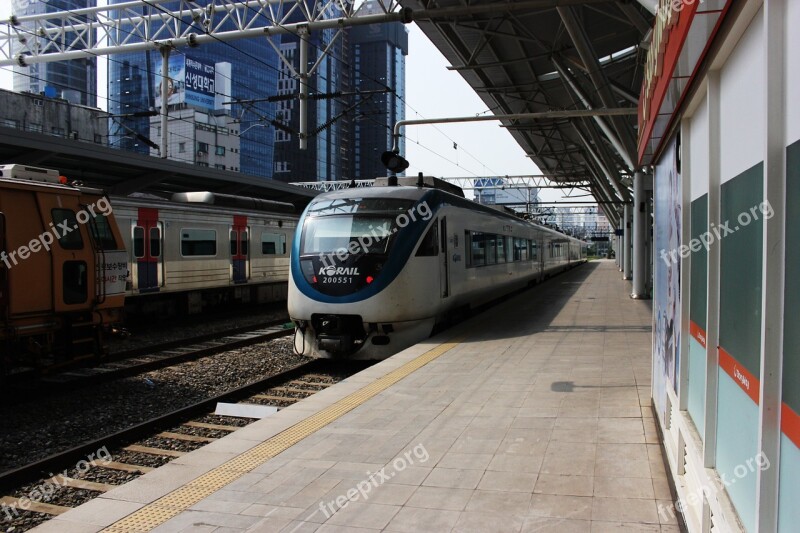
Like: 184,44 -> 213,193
350,1 -> 408,179
104,0 -> 405,182
107,0 -> 278,176
12,0 -> 97,108
271,9 -> 352,183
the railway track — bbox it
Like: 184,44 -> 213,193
0,358 -> 372,531
5,319 -> 295,395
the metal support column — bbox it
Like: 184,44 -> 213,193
632,170 -> 649,298
298,28 -> 309,151
623,203 -> 632,279
756,0 -> 786,529
159,46 -> 170,159
703,70 -> 722,467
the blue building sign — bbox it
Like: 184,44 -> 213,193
184,58 -> 216,109
155,55 -> 216,110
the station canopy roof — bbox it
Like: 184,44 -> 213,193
0,127 -> 317,209
402,0 -> 655,225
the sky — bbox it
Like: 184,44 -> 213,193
0,1 -> 564,202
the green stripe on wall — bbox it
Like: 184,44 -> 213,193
784,139 -> 800,414
690,195 -> 709,330
719,164 -> 763,379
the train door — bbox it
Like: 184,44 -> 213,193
231,215 -> 249,284
0,213 -> 6,319
133,208 -> 162,292
440,217 -> 449,298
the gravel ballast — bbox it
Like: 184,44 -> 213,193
0,337 -> 309,473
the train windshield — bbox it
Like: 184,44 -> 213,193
302,216 -> 395,255
301,198 -> 414,256
306,197 -> 414,217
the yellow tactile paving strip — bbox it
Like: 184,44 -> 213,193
103,339 -> 462,533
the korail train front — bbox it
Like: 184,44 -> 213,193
288,188 -> 439,360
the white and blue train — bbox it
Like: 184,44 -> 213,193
288,177 -> 587,359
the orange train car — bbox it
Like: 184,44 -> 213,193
0,165 -> 127,374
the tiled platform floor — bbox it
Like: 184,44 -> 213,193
34,260 -> 678,533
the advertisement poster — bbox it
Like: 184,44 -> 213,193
154,55 -> 216,110
154,54 -> 185,107
652,137 -> 682,418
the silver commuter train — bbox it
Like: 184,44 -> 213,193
112,192 -> 298,315
288,178 -> 586,359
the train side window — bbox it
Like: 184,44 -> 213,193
149,228 -> 161,257
241,231 -> 249,256
63,261 -> 88,304
415,222 -> 438,257
51,209 -> 83,250
181,229 -> 217,257
262,233 -> 286,255
230,231 -> 238,256
495,236 -> 505,263
514,238 -> 527,261
133,226 -> 145,258
485,235 -> 497,265
86,212 -> 118,250
471,232 -> 485,267
530,240 -> 537,260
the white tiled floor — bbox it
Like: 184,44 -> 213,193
34,261 -> 679,533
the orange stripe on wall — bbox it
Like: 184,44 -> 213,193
782,403 -> 800,449
690,321 -> 707,348
718,347 -> 760,405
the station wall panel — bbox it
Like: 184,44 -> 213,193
653,3 -> 799,532
716,165 -> 763,533
718,165 -> 763,379
719,8 -> 763,185
779,138 -> 800,533
780,1 -> 800,529
688,93 -> 709,201
687,196 -> 707,433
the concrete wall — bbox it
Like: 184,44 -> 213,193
0,88 -> 107,144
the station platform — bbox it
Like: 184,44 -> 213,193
35,260 -> 678,533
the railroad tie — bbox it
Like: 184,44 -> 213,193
122,445 -> 185,458
0,496 -> 71,516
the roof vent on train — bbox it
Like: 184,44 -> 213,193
0,164 -> 63,184
171,191 -> 296,214
373,176 -> 465,198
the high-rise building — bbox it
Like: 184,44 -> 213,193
107,1 -> 278,177
11,0 -> 97,107
103,1 -> 406,182
350,0 -> 408,180
271,12 -> 352,183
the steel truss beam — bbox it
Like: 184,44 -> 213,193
0,0 -> 409,66
292,174 -> 589,192
0,0 -> 614,66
